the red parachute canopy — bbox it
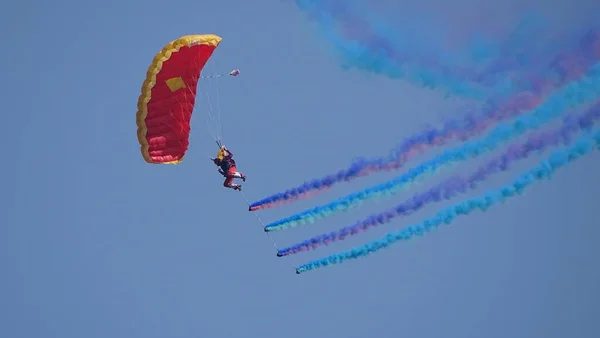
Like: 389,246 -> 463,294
136,34 -> 222,164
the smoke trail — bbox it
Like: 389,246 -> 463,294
294,0 -> 542,74
311,1 -> 485,81
249,30 -> 600,212
263,62 -> 600,232
295,128 -> 600,273
292,1 -> 589,98
469,11 -> 549,73
278,103 -> 600,256
328,2 -> 552,91
292,0 -> 496,100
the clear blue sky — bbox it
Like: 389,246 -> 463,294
2,1 -> 599,337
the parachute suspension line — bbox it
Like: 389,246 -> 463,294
207,61 -> 222,141
212,60 -> 224,141
186,56 -> 217,144
201,81 -> 219,141
204,62 -> 241,144
168,71 -> 217,143
199,58 -> 220,143
184,83 -> 217,142
238,191 -> 297,271
171,86 -> 217,145
198,62 -> 240,146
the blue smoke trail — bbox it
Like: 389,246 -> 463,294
296,128 -> 600,273
294,0 -> 548,70
358,6 -> 552,90
290,0 -> 577,99
277,102 -> 600,256
468,11 -> 548,67
249,29 -> 600,212
291,0 -> 503,99
263,62 -> 600,232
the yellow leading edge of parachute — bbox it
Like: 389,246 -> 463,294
136,34 -> 223,164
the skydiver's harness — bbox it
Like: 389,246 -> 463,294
214,141 -> 236,175
216,156 -> 236,176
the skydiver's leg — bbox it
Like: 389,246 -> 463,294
230,171 -> 245,181
223,176 -> 241,190
227,167 -> 246,182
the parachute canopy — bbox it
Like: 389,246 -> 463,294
136,34 -> 222,164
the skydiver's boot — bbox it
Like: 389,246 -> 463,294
241,175 -> 246,182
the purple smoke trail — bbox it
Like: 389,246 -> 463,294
249,29 -> 600,211
277,101 -> 600,256
296,128 -> 600,273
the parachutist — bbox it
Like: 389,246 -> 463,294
212,145 -> 246,191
